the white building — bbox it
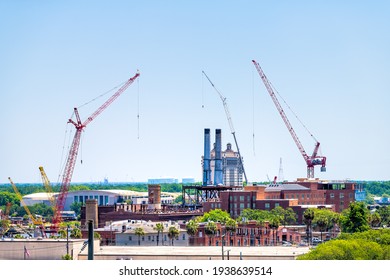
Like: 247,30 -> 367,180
22,190 -> 176,210
113,220 -> 189,246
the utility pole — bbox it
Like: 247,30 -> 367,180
88,220 -> 94,260
66,224 -> 70,255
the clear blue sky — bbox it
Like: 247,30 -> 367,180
1,1 -> 389,184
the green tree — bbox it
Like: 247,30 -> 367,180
303,208 -> 315,245
134,227 -> 145,246
271,206 -> 296,226
376,206 -> 390,227
298,239 -> 386,260
70,227 -> 82,238
154,223 -> 164,246
70,201 -> 83,218
368,212 -> 382,228
185,219 -> 199,238
201,209 -> 231,223
168,226 -> 180,246
225,218 -> 237,245
340,202 -> 370,233
205,221 -> 217,246
269,217 -> 281,246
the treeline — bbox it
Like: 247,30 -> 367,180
363,181 -> 390,197
0,182 -> 185,195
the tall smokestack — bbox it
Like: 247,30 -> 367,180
214,129 -> 223,185
203,128 -> 211,186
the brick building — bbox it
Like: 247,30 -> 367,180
189,221 -> 302,246
203,179 -> 359,223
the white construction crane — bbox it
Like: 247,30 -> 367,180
202,71 -> 248,184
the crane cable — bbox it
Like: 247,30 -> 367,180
137,77 -> 140,139
269,80 -> 318,143
252,68 -> 256,156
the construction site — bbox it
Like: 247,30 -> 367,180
0,61 -> 366,260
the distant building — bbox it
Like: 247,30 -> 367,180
22,189 -> 176,211
181,178 -> 196,184
148,178 -> 179,184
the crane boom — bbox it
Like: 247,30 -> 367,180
53,71 -> 140,228
202,71 -> 248,184
39,166 -> 56,211
252,60 -> 326,178
8,177 -> 46,237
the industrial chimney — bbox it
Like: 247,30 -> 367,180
203,128 -> 211,186
214,129 -> 223,185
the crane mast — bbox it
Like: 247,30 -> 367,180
252,60 -> 326,178
202,71 -> 248,184
53,71 -> 140,228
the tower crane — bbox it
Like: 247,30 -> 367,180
39,166 -> 56,212
202,71 -> 248,184
8,177 -> 46,237
252,60 -> 326,179
52,71 -> 140,229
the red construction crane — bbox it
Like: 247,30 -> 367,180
52,71 -> 140,229
252,60 -> 326,179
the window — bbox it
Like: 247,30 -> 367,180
275,203 -> 280,207
240,196 -> 244,202
74,196 -> 79,203
129,236 -> 132,241
183,234 -> 186,240
285,194 -> 289,199
340,193 -> 344,199
330,193 -> 334,199
265,203 -> 270,209
148,236 -> 151,241
240,203 -> 245,209
301,194 -> 305,199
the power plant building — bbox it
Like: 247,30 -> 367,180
202,129 -> 244,187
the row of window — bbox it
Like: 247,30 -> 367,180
74,195 -> 109,205
128,234 -> 186,241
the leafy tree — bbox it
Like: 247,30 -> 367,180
340,202 -> 370,233
298,239 -> 385,260
303,208 -> 315,245
70,227 -> 82,238
225,218 -> 237,244
269,216 -> 281,245
368,212 -> 382,228
376,206 -> 390,227
298,229 -> 390,260
185,219 -> 199,238
168,226 -> 180,246
134,227 -> 145,246
0,191 -> 19,206
153,223 -> 164,246
70,201 -> 83,217
200,209 -> 231,224
271,206 -> 296,226
205,221 -> 217,246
